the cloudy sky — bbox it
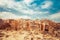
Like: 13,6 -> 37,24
0,0 -> 60,22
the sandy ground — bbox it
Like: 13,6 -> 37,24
0,30 -> 60,40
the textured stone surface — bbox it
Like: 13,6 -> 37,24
0,19 -> 60,40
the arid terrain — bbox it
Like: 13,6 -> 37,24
0,19 -> 60,40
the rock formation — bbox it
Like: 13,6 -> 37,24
0,19 -> 60,37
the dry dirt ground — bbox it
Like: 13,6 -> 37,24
0,30 -> 60,40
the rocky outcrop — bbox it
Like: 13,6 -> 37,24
0,19 -> 60,37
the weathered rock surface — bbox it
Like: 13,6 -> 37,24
0,19 -> 60,40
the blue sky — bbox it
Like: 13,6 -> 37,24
0,0 -> 60,22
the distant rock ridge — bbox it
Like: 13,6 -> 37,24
0,19 -> 60,37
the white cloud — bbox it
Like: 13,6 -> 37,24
41,1 -> 52,9
0,12 -> 19,19
19,16 -> 31,19
0,0 -> 60,22
49,13 -> 60,19
48,12 -> 60,22
0,0 -> 52,20
0,0 -> 49,15
0,12 -> 31,19
24,0 -> 33,4
20,9 -> 48,15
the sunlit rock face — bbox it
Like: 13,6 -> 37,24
0,19 -> 60,40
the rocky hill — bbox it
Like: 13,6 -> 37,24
0,19 -> 60,40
